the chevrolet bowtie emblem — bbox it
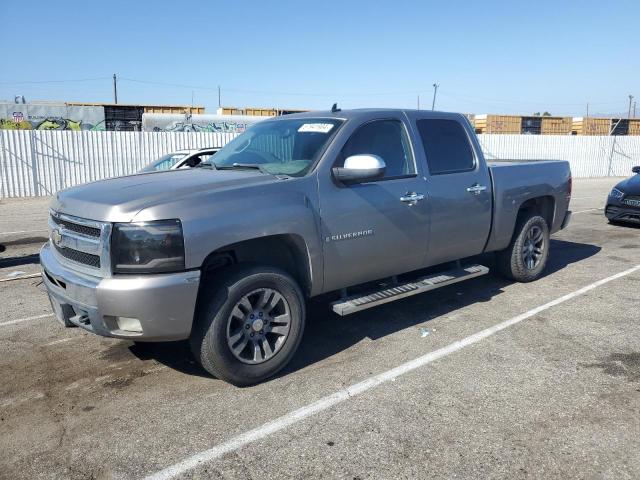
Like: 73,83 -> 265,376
52,228 -> 63,246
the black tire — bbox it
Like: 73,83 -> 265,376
190,264 -> 305,386
495,214 -> 550,282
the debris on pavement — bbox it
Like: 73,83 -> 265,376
5,270 -> 27,278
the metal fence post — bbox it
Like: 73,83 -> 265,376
0,130 -> 6,200
607,136 -> 616,177
29,129 -> 40,196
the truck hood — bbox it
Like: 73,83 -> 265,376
616,174 -> 640,195
51,169 -> 274,222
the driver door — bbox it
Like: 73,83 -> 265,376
319,118 -> 430,292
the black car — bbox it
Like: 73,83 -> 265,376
605,166 -> 640,224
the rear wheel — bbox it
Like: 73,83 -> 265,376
190,265 -> 305,386
496,214 -> 550,282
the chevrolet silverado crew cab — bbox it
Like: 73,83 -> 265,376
41,109 -> 572,385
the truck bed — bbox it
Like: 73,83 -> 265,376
484,159 -> 571,253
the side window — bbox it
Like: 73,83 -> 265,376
155,154 -> 185,171
416,119 -> 475,175
342,120 -> 415,178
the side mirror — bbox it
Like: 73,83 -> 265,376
633,166 -> 640,174
332,154 -> 386,184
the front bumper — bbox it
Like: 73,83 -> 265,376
40,242 -> 200,341
605,203 -> 640,224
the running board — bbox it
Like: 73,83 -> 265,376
331,264 -> 489,316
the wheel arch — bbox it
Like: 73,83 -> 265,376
515,195 -> 555,230
200,234 -> 315,297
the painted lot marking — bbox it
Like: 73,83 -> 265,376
145,264 -> 640,480
0,228 -> 47,237
570,195 -> 606,200
573,208 -> 603,215
43,337 -> 77,347
0,313 -> 52,328
0,273 -> 42,283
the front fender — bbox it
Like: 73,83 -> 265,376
133,176 -> 324,295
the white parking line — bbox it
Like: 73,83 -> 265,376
571,195 -> 605,200
0,228 -> 48,237
0,313 -> 52,327
145,264 -> 640,480
43,337 -> 77,346
0,273 -> 42,283
573,208 -> 602,214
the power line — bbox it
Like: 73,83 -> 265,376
0,77 -> 111,85
0,75 -> 632,112
121,77 -> 629,107
438,90 -> 626,107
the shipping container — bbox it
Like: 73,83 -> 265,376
104,105 -> 143,131
219,107 -> 309,117
540,116 -> 572,135
521,117 -> 542,135
474,114 -> 521,134
244,108 -> 278,117
629,119 -> 640,136
68,102 -> 204,115
142,105 -> 204,114
572,117 -> 611,135
610,119 -> 630,136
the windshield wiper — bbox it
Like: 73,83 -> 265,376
216,163 -> 269,174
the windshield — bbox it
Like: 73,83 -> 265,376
139,153 -> 188,173
206,118 -> 343,176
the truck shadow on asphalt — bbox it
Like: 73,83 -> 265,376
0,238 -> 47,268
128,238 -> 601,382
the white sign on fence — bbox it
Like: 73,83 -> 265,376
1,130 -> 639,198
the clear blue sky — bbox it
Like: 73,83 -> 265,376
1,0 -> 637,116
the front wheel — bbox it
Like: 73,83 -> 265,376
190,265 -> 305,386
495,214 -> 550,282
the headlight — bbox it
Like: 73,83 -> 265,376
111,219 -> 185,274
609,188 -> 624,200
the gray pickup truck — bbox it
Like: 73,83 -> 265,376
41,108 -> 572,385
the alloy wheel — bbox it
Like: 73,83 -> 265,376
226,288 -> 292,364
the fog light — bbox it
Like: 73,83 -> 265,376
116,316 -> 143,333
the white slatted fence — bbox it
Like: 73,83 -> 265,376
1,130 -> 639,198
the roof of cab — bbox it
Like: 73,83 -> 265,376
272,108 -> 464,121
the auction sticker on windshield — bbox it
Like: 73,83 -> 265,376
298,123 -> 334,133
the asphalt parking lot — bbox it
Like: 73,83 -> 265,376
1,177 -> 639,480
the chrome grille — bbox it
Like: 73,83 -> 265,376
49,211 -> 111,277
51,215 -> 101,238
54,243 -> 101,268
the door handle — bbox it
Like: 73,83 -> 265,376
400,192 -> 425,205
466,184 -> 487,195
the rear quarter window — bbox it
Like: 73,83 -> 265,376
416,119 -> 475,175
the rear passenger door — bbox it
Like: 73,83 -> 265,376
414,117 -> 492,265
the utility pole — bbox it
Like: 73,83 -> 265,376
417,94 -> 420,110
633,101 -> 637,118
218,85 -> 221,108
628,94 -> 634,119
586,102 -> 589,118
112,74 -> 118,104
431,83 -> 439,111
